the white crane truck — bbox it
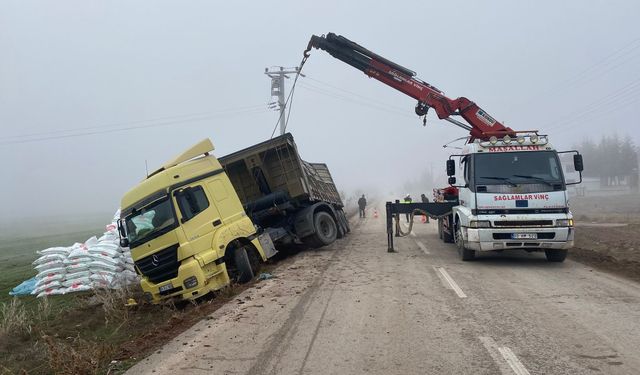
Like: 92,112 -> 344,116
304,32 -> 584,262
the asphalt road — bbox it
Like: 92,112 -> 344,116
127,208 -> 640,375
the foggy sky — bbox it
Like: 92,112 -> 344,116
1,0 -> 639,223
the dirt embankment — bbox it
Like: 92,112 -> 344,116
569,193 -> 640,282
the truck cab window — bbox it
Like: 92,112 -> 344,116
176,186 -> 210,222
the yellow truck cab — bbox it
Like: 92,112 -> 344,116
118,139 -> 276,303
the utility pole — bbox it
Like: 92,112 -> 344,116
265,66 -> 300,135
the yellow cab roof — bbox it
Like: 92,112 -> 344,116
120,139 -> 222,215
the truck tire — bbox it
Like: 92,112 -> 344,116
545,249 -> 568,262
438,219 -> 443,240
337,221 -> 345,239
339,209 -> 350,233
306,211 -> 338,247
232,246 -> 255,283
442,218 -> 454,243
456,225 -> 475,261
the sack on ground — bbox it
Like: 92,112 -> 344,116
35,260 -> 65,272
37,247 -> 70,256
33,253 -> 66,266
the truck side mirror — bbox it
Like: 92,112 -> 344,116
448,176 -> 457,185
117,219 -> 130,248
446,160 -> 456,176
573,154 -> 584,172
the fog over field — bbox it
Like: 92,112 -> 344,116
1,0 -> 639,223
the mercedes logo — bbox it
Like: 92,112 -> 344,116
151,254 -> 160,267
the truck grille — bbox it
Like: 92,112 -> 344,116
135,244 -> 180,284
493,220 -> 553,227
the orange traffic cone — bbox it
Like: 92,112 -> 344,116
373,209 -> 379,218
421,215 -> 427,223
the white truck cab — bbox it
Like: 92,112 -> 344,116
445,133 -> 584,262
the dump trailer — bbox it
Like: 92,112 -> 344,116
219,132 -> 350,248
118,133 -> 348,303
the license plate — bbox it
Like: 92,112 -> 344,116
159,283 -> 174,293
512,233 -> 537,239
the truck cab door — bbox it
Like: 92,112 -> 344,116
459,156 -> 475,211
173,184 -> 221,255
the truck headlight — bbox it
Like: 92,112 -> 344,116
556,219 -> 574,227
184,276 -> 199,289
469,220 -> 491,228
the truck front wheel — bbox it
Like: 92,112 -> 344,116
231,246 -> 255,283
456,225 -> 475,261
545,249 -> 568,262
306,211 -> 338,247
442,218 -> 454,243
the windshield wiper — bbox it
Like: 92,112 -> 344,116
512,174 -> 555,187
479,176 -> 518,187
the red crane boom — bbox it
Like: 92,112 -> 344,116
304,33 -> 514,140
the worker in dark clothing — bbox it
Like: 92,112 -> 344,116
358,194 -> 367,218
403,194 -> 412,222
420,193 -> 430,223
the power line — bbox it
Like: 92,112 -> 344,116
534,38 -> 640,99
0,107 -> 268,146
0,104 -> 267,142
541,77 -> 640,131
297,83 -> 414,119
304,75 -> 410,113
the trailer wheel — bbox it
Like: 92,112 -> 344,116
545,249 -> 567,262
307,211 -> 338,247
339,209 -> 350,233
456,225 -> 475,261
337,221 -> 345,239
231,246 -> 255,283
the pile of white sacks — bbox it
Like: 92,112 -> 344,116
31,210 -> 138,298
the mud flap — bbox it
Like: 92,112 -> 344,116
258,233 -> 278,259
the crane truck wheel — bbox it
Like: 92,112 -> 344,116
442,218 -> 454,243
231,246 -> 255,283
455,225 -> 475,261
545,249 -> 568,262
305,211 -> 338,247
438,219 -> 444,240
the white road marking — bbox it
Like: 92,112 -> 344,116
415,240 -> 430,255
435,267 -> 467,298
498,347 -> 531,375
479,336 -> 531,375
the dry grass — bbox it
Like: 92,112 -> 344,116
91,287 -> 133,326
0,298 -> 31,336
43,335 -> 115,375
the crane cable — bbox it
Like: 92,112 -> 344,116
394,209 -> 451,237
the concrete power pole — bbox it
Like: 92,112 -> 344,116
265,66 -> 300,136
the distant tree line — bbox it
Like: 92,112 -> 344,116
575,135 -> 639,188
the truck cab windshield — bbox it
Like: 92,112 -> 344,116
475,151 -> 563,186
124,196 -> 176,247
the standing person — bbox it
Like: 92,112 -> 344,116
420,193 -> 430,223
358,194 -> 367,218
403,194 -> 412,222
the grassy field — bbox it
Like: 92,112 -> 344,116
0,214 -> 284,375
0,228 -> 103,305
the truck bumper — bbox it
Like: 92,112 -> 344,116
463,227 -> 575,252
140,256 -> 230,303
